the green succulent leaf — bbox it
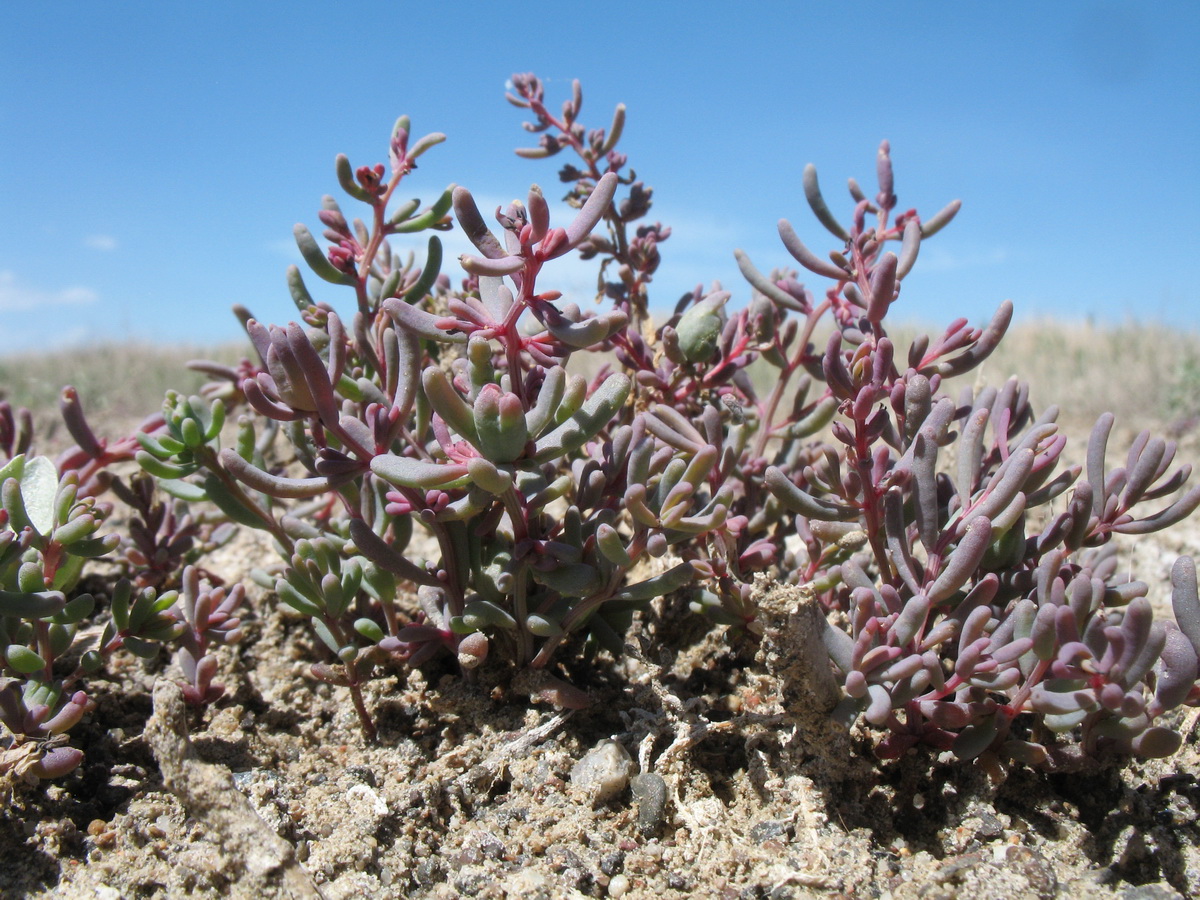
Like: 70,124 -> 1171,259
277,581 -> 322,617
532,563 -> 603,598
5,643 -> 46,674
295,223 -> 357,286
55,593 -> 95,625
123,636 -> 160,659
61,534 -> 121,559
15,463 -> 56,540
534,374 -> 631,462
202,473 -> 270,529
136,451 -> 196,481
0,590 -> 67,619
157,478 -> 208,503
312,618 -> 342,654
371,455 -> 470,490
0,455 -> 25,486
354,618 -> 386,643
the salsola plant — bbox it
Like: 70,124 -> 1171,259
2,72 -> 1199,784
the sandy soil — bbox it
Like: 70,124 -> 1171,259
3,456 -> 1200,899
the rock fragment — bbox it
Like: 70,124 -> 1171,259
570,739 -> 633,806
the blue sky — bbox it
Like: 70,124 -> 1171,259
1,1 -> 1197,354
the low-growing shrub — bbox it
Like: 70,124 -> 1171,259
2,72 -> 1198,785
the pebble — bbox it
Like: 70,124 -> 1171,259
749,820 -> 789,843
608,873 -> 631,897
1121,885 -> 1184,900
1005,845 -> 1057,899
570,740 -> 633,806
600,850 -> 626,876
346,782 -> 388,818
976,811 -> 1005,840
345,765 -> 377,787
87,819 -> 116,849
630,772 -> 668,834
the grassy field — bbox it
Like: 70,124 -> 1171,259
767,318 -> 1200,438
0,319 -> 1196,452
0,341 -> 247,451
933,317 -> 1200,435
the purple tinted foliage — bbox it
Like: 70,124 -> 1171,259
171,74 -> 1200,755
171,565 -> 246,708
3,74 -> 1198,783
742,146 -> 1200,767
109,471 -> 234,590
0,402 -> 33,463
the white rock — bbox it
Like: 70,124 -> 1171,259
570,739 -> 633,806
345,782 -> 388,819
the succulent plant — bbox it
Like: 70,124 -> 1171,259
0,453 -> 187,781
740,144 -> 1200,765
175,109 -> 711,733
3,73 -> 1198,785
171,565 -> 247,708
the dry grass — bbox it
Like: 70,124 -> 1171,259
777,317 -> 1200,439
0,341 -> 248,452
1,320 -> 1197,454
934,318 -> 1200,435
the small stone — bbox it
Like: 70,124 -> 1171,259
346,782 -> 388,819
750,820 -> 789,843
608,874 -> 631,898
1005,845 -> 1058,900
415,858 -> 446,885
88,820 -> 117,850
975,811 -> 1004,840
470,830 -> 506,860
570,740 -> 633,806
930,851 -> 986,886
1121,885 -> 1184,900
454,869 -> 489,897
600,850 -> 626,876
630,772 -> 668,835
345,765 -> 377,787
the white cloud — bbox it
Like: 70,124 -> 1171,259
0,270 -> 99,311
918,245 -> 1009,273
84,234 -> 118,251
